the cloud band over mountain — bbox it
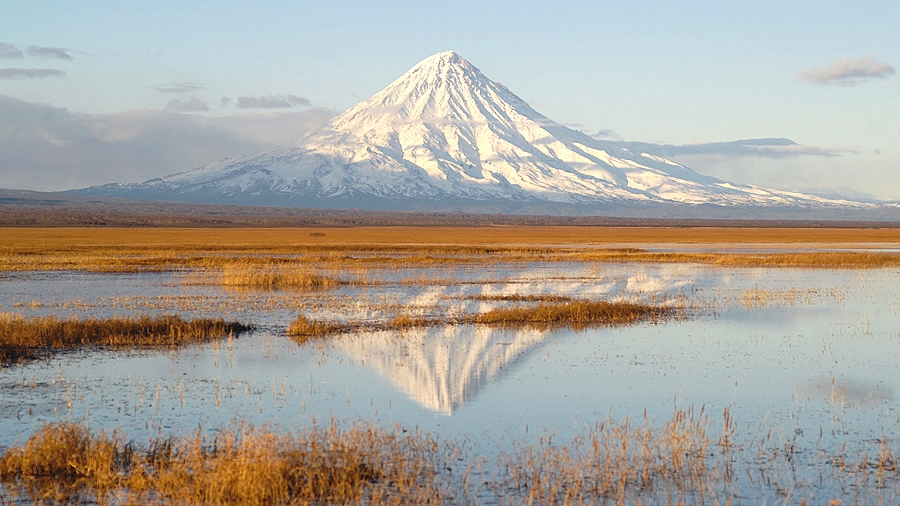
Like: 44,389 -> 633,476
0,95 -> 333,191
0,89 -> 857,196
235,94 -> 312,109
620,138 -> 850,159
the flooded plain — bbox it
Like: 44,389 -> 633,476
3,257 -> 900,503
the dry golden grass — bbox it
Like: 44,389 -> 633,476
387,314 -> 434,329
3,412 -> 895,504
499,408 -> 715,505
0,423 -> 127,504
0,314 -> 251,366
738,286 -> 810,309
0,413 -> 719,505
472,300 -> 669,330
285,299 -> 670,344
285,316 -> 350,344
0,420 -> 444,505
465,294 -> 574,302
287,313 -> 441,344
219,262 -> 344,289
4,227 -> 900,272
572,249 -> 900,268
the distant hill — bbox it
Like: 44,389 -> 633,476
4,188 -> 900,228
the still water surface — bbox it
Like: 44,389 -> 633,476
2,262 -> 900,498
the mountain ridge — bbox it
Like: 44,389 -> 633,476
74,51 -> 888,218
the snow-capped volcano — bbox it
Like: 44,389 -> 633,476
78,51 -> 872,214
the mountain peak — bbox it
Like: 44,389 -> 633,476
76,52 -> 876,216
324,50 -> 525,136
419,50 -> 462,64
384,50 -> 488,97
408,50 -> 474,74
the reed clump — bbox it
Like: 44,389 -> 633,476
286,316 -> 350,344
0,420 -> 445,505
0,314 -> 251,366
0,423 -> 131,504
388,314 -> 434,329
219,263 -> 344,290
472,300 -> 668,330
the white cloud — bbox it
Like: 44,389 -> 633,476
0,95 -> 334,191
590,129 -> 621,140
0,68 -> 65,79
25,45 -> 73,60
154,81 -> 205,93
619,138 -> 851,160
165,96 -> 210,112
799,57 -> 895,86
620,138 -> 900,200
235,94 -> 311,109
611,138 -> 899,198
0,42 -> 23,59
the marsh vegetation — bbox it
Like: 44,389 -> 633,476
218,263 -> 346,290
286,299 -> 672,343
5,227 -> 900,273
0,420 -> 445,505
4,408 -> 900,505
0,314 -> 250,366
2,226 -> 900,504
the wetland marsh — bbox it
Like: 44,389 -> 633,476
2,227 -> 900,504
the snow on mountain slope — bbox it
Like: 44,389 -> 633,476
79,51 -> 868,211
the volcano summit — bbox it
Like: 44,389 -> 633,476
79,51 -> 875,217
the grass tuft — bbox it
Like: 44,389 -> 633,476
220,263 -> 343,289
472,300 -> 668,330
286,316 -> 350,344
387,314 -> 434,329
0,314 -> 251,366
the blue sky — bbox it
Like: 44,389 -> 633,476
1,0 -> 898,199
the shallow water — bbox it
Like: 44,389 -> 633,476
3,262 -> 900,501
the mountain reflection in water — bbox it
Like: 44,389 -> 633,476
336,325 -> 549,415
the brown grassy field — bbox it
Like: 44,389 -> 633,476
3,227 -> 900,272
0,314 -> 251,366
